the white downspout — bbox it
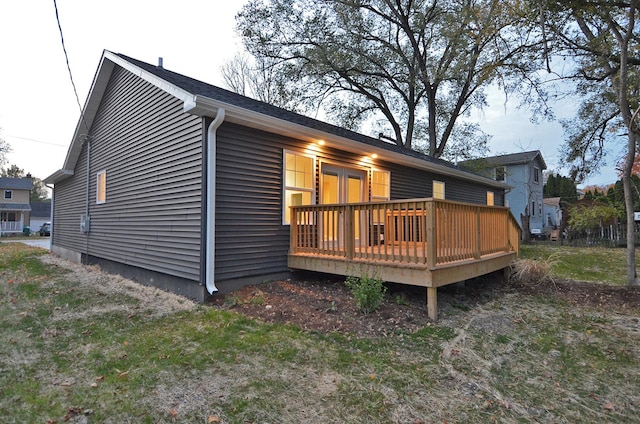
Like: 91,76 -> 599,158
205,108 -> 225,294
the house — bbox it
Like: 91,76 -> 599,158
30,201 -> 52,233
45,51 -> 519,318
0,177 -> 33,234
543,197 -> 563,240
460,151 -> 547,238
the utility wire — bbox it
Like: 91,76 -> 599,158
53,0 -> 90,134
6,134 -> 67,147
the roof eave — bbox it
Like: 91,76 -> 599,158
44,169 -> 74,184
58,50 -> 197,175
185,95 -> 510,190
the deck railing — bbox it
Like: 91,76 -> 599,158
290,198 -> 520,269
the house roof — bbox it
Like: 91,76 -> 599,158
0,203 -> 31,211
543,197 -> 561,207
0,177 -> 33,190
46,50 -> 509,190
460,151 -> 547,170
30,201 -> 51,217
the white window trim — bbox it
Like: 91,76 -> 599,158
433,180 -> 445,199
282,150 -> 316,225
371,169 -> 391,202
96,170 -> 107,204
3,190 -> 12,200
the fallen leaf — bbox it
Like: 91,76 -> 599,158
169,408 -> 178,417
208,416 -> 220,423
603,402 -> 615,411
63,407 -> 82,422
451,349 -> 460,356
95,375 -> 105,381
118,371 -> 129,379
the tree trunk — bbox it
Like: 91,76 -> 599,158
520,213 -> 531,243
622,132 -> 640,287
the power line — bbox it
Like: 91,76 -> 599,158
52,0 -> 90,133
5,134 -> 67,147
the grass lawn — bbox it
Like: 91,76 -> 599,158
1,243 -> 639,422
520,243 -> 640,285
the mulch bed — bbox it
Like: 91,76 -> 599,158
209,272 -> 640,337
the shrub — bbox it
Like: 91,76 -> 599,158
509,254 -> 558,285
345,274 -> 387,313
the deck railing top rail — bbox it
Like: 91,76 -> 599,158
290,198 -> 520,268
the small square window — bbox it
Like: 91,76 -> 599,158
4,190 -> 12,200
487,191 -> 494,206
96,171 -> 106,204
433,181 -> 445,199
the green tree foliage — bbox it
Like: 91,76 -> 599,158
236,0 -> 548,157
567,203 -> 618,243
543,173 -> 578,202
540,0 -> 640,286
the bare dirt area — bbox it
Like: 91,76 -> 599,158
209,271 -> 640,336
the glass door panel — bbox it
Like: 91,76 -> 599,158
320,164 -> 366,249
322,172 -> 339,242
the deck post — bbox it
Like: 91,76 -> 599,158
426,200 -> 436,269
475,206 -> 482,259
345,205 -> 354,260
427,287 -> 437,320
290,207 -> 297,253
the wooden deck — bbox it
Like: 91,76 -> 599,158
288,198 -> 521,319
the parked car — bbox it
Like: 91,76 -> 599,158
39,222 -> 51,237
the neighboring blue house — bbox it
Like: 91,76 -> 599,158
461,151 -> 547,238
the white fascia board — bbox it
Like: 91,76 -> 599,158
54,51 -> 198,183
44,169 -> 74,185
103,51 -> 194,105
186,95 -> 509,190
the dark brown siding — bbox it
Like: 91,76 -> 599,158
53,66 -> 203,281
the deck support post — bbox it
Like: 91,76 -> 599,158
427,287 -> 437,320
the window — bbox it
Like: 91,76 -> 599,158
283,151 -> 315,224
495,167 -> 505,181
531,201 -> 535,216
3,190 -> 12,200
371,170 -> 390,201
533,167 -> 540,183
486,191 -> 494,206
96,170 -> 107,204
433,181 -> 445,199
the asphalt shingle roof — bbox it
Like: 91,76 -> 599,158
30,202 -> 51,217
0,177 -> 33,190
115,53 -> 465,173
460,151 -> 546,169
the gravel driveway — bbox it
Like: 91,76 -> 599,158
2,238 -> 51,250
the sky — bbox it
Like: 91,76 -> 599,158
0,1 -> 622,191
